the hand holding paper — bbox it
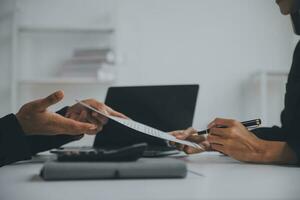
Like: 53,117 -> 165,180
76,100 -> 203,150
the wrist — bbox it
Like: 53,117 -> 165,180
15,112 -> 27,135
250,137 -> 268,163
257,139 -> 298,164
256,139 -> 272,163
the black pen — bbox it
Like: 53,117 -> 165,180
197,119 -> 262,135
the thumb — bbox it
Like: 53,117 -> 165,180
32,91 -> 64,111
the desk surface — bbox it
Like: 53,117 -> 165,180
0,152 -> 299,200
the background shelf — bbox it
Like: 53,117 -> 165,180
18,25 -> 115,33
18,78 -> 114,85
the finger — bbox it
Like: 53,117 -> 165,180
65,111 -> 71,118
87,113 -> 101,125
176,127 -> 197,140
212,118 -> 237,127
169,141 -> 175,146
86,114 -> 104,132
66,120 -> 98,135
69,113 -> 81,121
84,128 -> 100,135
211,144 -> 226,154
82,99 -> 129,119
31,91 -> 64,111
91,112 -> 108,125
170,141 -> 186,152
201,141 -> 212,151
207,121 -> 216,129
79,99 -> 108,116
51,114 -> 98,135
82,111 -> 106,133
209,127 -> 229,137
207,134 -> 225,145
67,109 -> 86,122
186,134 -> 207,143
175,143 -> 185,151
183,146 -> 204,154
106,107 -> 128,119
169,130 -> 184,137
169,137 -> 182,147
79,110 -> 88,122
168,133 -> 185,150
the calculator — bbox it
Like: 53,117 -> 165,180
50,143 -> 147,162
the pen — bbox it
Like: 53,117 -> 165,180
197,119 -> 261,135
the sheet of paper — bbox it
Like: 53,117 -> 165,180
76,100 -> 203,149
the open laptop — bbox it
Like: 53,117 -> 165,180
93,84 -> 199,157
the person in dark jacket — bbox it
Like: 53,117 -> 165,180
0,90 -> 126,167
171,0 -> 300,164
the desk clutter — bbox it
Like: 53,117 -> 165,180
38,85 -> 198,181
41,143 -> 187,180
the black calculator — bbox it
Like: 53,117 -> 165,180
50,143 -> 147,162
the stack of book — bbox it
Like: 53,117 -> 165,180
59,48 -> 116,81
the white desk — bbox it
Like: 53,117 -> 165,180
0,152 -> 299,200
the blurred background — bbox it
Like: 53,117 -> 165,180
0,0 -> 298,145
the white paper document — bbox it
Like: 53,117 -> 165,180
76,100 -> 203,149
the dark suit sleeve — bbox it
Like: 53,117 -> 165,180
278,41 -> 300,162
0,114 -> 31,167
0,107 -> 82,167
251,41 -> 300,163
252,126 -> 286,141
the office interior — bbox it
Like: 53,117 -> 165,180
2,0 -> 300,199
0,1 -> 297,143
0,0 -> 297,142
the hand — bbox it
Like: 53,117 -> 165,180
16,91 -> 99,136
169,127 -> 210,154
207,118 -> 266,163
65,99 -> 128,133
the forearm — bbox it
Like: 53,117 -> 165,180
252,126 -> 286,141
259,139 -> 298,164
251,127 -> 298,164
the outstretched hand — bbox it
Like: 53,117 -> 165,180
16,91 -> 99,136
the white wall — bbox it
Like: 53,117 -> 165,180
0,0 -> 15,115
115,0 -> 295,129
0,0 -> 296,130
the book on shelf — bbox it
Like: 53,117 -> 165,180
58,48 -> 116,81
71,48 -> 115,64
59,64 -> 116,82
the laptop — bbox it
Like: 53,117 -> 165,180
93,84 -> 199,157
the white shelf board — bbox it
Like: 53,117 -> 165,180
18,78 -> 114,85
251,69 -> 289,82
254,69 -> 289,77
18,25 -> 115,33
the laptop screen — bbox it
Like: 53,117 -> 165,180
93,84 -> 199,147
